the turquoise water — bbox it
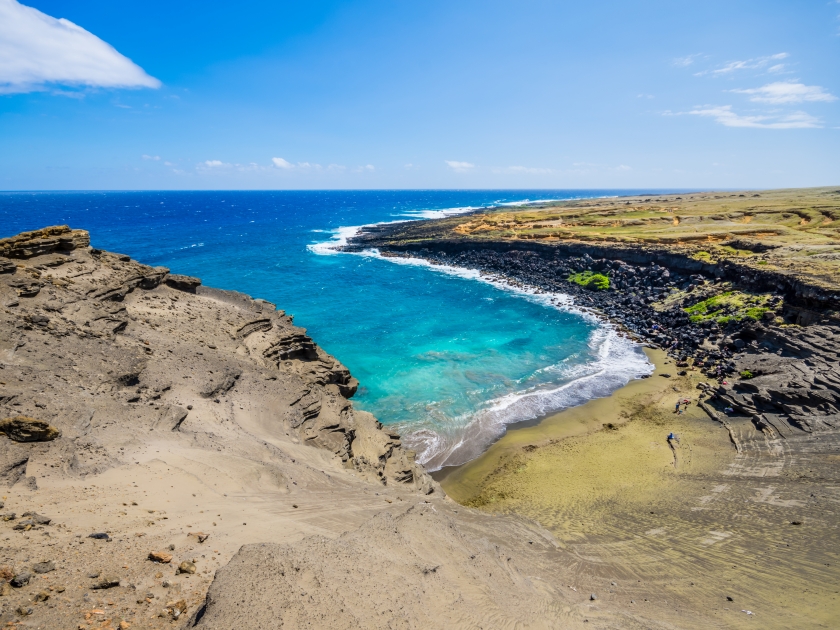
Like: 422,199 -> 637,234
0,190 -> 658,468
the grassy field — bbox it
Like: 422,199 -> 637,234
442,186 -> 840,288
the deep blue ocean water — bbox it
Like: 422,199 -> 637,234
0,190 -> 668,468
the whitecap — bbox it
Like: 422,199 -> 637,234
399,327 -> 651,471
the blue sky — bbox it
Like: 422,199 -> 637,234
0,0 -> 837,190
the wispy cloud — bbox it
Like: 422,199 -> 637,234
684,105 -> 821,129
672,53 -> 702,68
695,53 -> 788,77
198,159 -> 265,172
0,0 -> 160,94
731,81 -> 836,104
142,154 -> 160,161
445,160 -> 475,173
272,157 -> 293,169
272,157 -> 330,170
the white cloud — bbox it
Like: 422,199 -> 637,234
142,154 -> 160,161
686,105 -> 821,129
616,165 -> 631,171
732,81 -> 836,104
202,160 -> 229,168
445,160 -> 475,173
0,0 -> 160,93
673,53 -> 702,67
272,157 -> 294,169
695,52 -> 788,77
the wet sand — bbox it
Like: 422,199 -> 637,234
439,349 -> 840,629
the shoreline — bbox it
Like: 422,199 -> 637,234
432,342 -> 840,627
431,346 -> 668,492
4,218 -> 839,628
338,188 -> 840,626
317,218 -> 657,472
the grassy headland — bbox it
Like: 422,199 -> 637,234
352,186 -> 840,296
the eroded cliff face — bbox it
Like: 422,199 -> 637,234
0,226 -> 432,493
0,226 -> 448,629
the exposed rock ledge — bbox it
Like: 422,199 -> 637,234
0,226 -> 432,493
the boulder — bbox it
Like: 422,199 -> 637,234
165,274 -> 202,293
149,551 -> 173,563
10,572 -> 31,588
91,576 -> 120,589
0,417 -> 60,442
31,561 -> 55,574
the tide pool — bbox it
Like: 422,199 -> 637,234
0,190 -> 660,468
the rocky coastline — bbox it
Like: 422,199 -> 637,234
5,225 -> 695,629
347,221 -> 840,443
2,222 -> 838,628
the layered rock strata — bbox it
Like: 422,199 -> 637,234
0,226 -> 460,629
0,226 -> 431,492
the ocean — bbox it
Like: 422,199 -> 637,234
0,190 -> 664,469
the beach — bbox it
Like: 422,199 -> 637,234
435,348 -> 840,628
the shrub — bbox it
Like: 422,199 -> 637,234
568,271 -> 610,291
740,370 -> 754,379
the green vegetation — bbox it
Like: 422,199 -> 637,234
568,271 -> 610,291
740,370 -> 754,379
683,290 -> 772,324
433,187 -> 840,291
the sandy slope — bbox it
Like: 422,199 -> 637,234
0,226 -> 681,630
441,351 -> 840,629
